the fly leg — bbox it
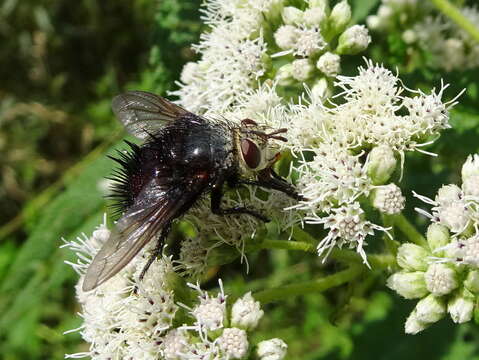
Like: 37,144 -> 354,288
138,222 -> 172,282
239,169 -> 305,201
211,177 -> 270,222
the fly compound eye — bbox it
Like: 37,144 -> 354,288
241,138 -> 261,169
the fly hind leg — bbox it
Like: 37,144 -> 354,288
138,222 -> 172,282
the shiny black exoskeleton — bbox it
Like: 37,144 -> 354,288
82,91 -> 302,291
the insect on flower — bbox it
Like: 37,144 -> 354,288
82,91 -> 303,291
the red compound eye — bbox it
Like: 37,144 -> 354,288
240,139 -> 261,169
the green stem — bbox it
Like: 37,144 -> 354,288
261,240 -> 396,269
392,213 -> 428,247
382,214 -> 400,255
262,239 -> 316,253
254,266 -> 362,304
429,0 -> 479,43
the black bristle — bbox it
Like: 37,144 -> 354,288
106,141 -> 144,217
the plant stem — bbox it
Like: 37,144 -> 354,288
254,266 -> 362,303
382,214 -> 400,255
429,0 -> 479,43
261,240 -> 396,269
392,213 -> 428,247
262,239 -> 316,253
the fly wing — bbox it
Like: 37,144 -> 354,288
112,91 -> 192,139
82,175 -> 208,291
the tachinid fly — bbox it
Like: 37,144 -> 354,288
82,91 -> 303,291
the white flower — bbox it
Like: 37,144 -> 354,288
293,26 -> 326,57
291,59 -> 314,81
307,202 -> 387,264
444,234 -> 479,267
372,183 -> 405,215
424,263 -> 458,296
231,292 -> 264,330
316,52 -> 341,77
161,330 -> 188,360
336,25 -> 371,54
294,144 -> 371,211
217,328 -> 249,359
257,338 -> 288,360
414,184 -> 471,235
387,272 -> 428,299
190,281 -> 227,331
63,217 -> 179,359
274,25 -> 297,50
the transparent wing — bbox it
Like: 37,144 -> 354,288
82,174 -> 209,291
111,91 -> 190,139
82,200 -> 173,291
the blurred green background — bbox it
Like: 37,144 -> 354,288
1,0 -> 479,359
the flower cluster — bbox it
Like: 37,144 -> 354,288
288,60 -> 458,264
63,219 -> 287,359
171,0 -> 459,268
367,0 -> 479,72
387,155 -> 479,334
174,0 -> 371,114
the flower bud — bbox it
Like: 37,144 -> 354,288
218,328 -> 249,359
405,311 -> 428,334
462,154 -> 479,181
311,77 -> 331,100
415,294 -> 446,323
231,292 -> 264,330
387,272 -> 428,299
291,59 -> 314,81
257,338 -> 288,360
464,270 -> 479,293
367,145 -> 397,185
274,25 -> 297,50
424,263 -> 459,296
397,243 -> 429,272
303,7 -> 327,27
329,1 -> 351,34
275,64 -> 294,86
282,6 -> 303,25
336,25 -> 371,55
426,223 -> 450,254
316,52 -> 341,77
448,289 -> 475,323
372,184 -> 405,215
